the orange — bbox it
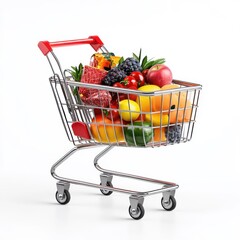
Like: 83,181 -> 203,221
90,115 -> 124,143
152,83 -> 180,112
153,127 -> 167,142
152,84 -> 193,122
169,99 -> 192,123
161,84 -> 180,90
152,92 -> 179,112
162,84 -> 188,108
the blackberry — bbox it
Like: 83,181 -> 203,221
166,125 -> 182,144
102,67 -> 127,86
119,57 -> 142,75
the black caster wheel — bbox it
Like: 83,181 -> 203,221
100,182 -> 113,196
129,204 -> 145,220
55,190 -> 71,205
161,195 -> 176,211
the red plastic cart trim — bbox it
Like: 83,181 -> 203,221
71,122 -> 91,139
38,35 -> 104,55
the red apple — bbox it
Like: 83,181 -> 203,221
146,64 -> 173,87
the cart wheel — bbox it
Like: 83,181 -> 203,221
55,190 -> 71,205
100,182 -> 113,196
161,195 -> 176,211
129,204 -> 145,220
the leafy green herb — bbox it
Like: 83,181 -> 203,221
118,56 -> 124,65
70,63 -> 83,82
133,49 -> 166,70
69,63 -> 83,97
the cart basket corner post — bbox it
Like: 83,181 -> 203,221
38,35 -> 202,220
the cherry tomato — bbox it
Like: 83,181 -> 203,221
130,71 -> 145,87
105,102 -> 120,121
111,82 -> 125,101
94,108 -> 102,115
141,69 -> 149,80
127,86 -> 138,101
112,79 -> 137,101
119,93 -> 128,101
110,99 -> 119,107
113,82 -> 124,88
120,76 -> 138,88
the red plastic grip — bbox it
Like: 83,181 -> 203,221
38,35 -> 104,55
72,122 -> 91,139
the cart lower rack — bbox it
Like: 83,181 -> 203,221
38,36 -> 202,220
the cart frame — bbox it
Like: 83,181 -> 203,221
38,36 -> 202,219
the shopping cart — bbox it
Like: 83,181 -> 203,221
38,36 -> 202,220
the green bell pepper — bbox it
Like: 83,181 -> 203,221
124,121 -> 153,146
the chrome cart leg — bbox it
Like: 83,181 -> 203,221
50,145 -> 178,218
94,146 -> 179,218
51,145 -> 137,196
99,174 -> 113,196
56,181 -> 70,195
55,181 -> 71,205
129,195 -> 145,220
161,185 -> 176,211
94,146 -> 179,198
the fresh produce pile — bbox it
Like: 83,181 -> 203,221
69,50 -> 193,146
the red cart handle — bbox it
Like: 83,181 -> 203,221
38,35 -> 104,56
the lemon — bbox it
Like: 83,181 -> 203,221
119,99 -> 140,121
145,113 -> 169,126
138,84 -> 161,91
136,85 -> 161,112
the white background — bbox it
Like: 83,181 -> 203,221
1,0 -> 240,239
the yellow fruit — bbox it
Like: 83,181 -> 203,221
119,99 -> 140,121
110,56 -> 121,68
136,85 -> 161,112
145,113 -> 169,126
138,84 -> 161,91
91,53 -> 121,69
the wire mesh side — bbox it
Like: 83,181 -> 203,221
50,75 -> 202,148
